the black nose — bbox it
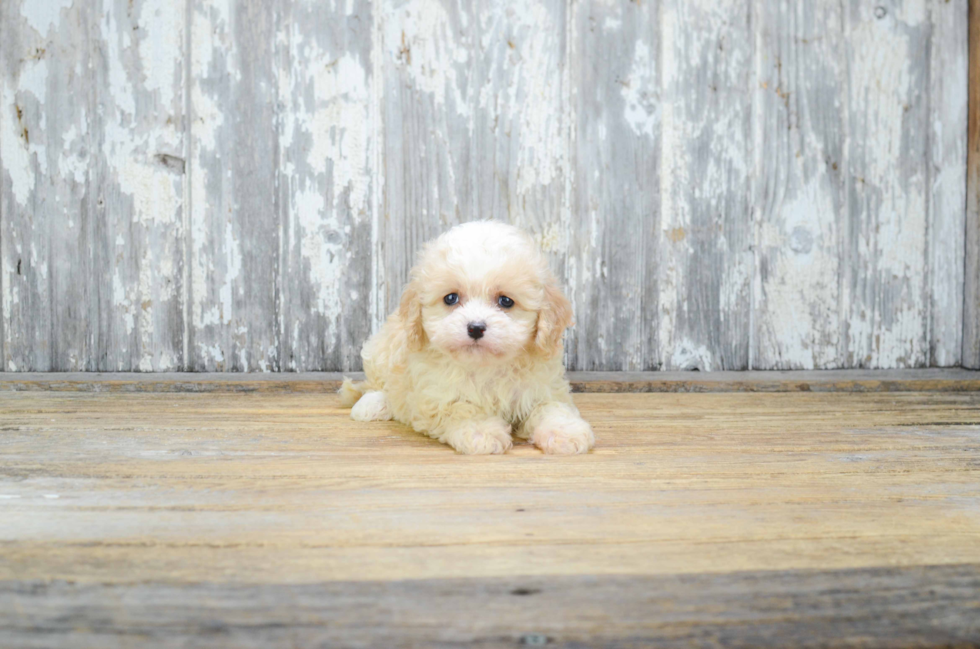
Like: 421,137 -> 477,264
467,322 -> 486,340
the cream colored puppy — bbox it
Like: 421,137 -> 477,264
340,221 -> 595,455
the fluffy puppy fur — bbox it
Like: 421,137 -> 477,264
340,221 -> 595,455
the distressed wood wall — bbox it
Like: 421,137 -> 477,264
0,0 -> 971,372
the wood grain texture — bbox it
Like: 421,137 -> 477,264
566,0 -> 659,371
659,0 -> 754,371
1,0 -> 186,372
844,0 -> 931,369
4,368 -> 980,393
0,0 -> 971,372
188,0 -> 279,371
380,0 -> 569,317
0,390 -> 979,645
966,0 -> 980,369
2,566 -> 979,648
753,0 -> 845,370
929,0 -> 968,368
277,0 -> 376,372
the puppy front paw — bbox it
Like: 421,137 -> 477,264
531,412 -> 595,455
351,391 -> 392,421
442,417 -> 513,455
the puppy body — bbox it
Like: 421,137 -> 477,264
343,222 -> 594,455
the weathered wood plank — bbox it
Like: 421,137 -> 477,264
277,0 -> 376,372
659,0 -> 754,371
753,0 -> 845,369
378,0 -> 471,316
188,0 -> 278,371
0,391 -> 978,586
2,390 -> 979,643
4,368 -> 980,394
565,0 -> 659,371
379,0 -> 569,316
2,565 -> 979,648
928,0 -> 968,367
1,0 -> 186,372
0,0 -> 970,374
966,0 -> 980,369
0,2 -> 87,371
843,1 -> 931,368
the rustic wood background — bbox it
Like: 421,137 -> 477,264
0,0 -> 972,372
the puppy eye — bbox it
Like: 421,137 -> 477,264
444,293 -> 459,306
497,295 -> 515,309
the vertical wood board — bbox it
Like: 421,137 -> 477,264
928,0 -> 967,367
566,0 -> 660,371
843,0 -> 930,369
188,0 -> 279,371
753,0 -> 845,370
658,0 -> 754,371
965,0 -> 980,369
0,0 -> 971,372
276,0 -> 376,372
379,0 -> 569,317
1,0 -> 185,372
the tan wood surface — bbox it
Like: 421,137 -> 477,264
2,390 -> 979,646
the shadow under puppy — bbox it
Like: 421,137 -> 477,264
340,221 -> 595,455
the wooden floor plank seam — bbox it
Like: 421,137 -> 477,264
2,369 -> 980,393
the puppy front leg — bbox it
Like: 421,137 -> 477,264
518,402 -> 594,455
350,391 -> 392,421
432,404 -> 513,455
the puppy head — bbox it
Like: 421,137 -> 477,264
397,221 -> 572,362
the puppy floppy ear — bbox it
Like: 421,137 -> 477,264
535,279 -> 573,357
397,280 -> 426,352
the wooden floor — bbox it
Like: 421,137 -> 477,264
2,387 -> 980,647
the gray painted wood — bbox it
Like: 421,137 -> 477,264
276,0 -> 376,371
2,566 -> 979,648
966,0 -> 980,370
844,0 -> 931,369
380,0 -> 569,317
1,0 -> 186,372
0,0 -> 971,372
566,0 -> 660,371
753,0 -> 845,370
929,0 -> 968,368
658,0 -> 754,371
187,0 -> 279,371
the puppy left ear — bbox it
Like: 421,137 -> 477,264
397,280 -> 426,352
535,280 -> 573,357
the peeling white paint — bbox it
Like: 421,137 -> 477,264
102,9 -> 136,118
306,54 -> 370,215
929,0 -> 968,367
385,0 -> 469,114
137,0 -> 182,100
535,221 -> 562,253
758,178 -> 840,368
485,1 -> 564,198
621,41 -> 658,139
1,84 -> 34,207
21,0 -> 73,36
18,58 -> 48,108
847,5 -> 929,367
217,220 -> 242,326
0,0 -> 969,373
671,341 -> 714,372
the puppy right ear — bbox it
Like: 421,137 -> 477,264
397,280 -> 426,352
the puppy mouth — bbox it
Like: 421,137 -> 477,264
456,339 -> 502,355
